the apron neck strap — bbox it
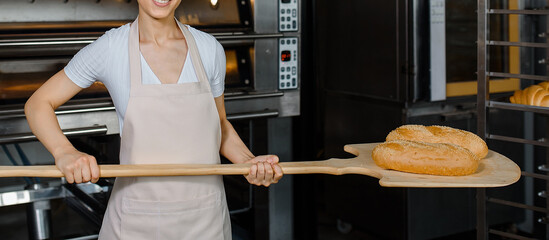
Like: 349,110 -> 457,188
128,18 -> 210,87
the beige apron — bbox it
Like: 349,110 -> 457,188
98,19 -> 231,240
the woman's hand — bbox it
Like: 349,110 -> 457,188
244,155 -> 283,187
54,146 -> 99,184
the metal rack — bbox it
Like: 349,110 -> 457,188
477,0 -> 549,239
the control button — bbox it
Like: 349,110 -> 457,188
286,67 -> 291,72
281,75 -> 285,80
281,40 -> 285,45
292,39 -> 297,44
286,82 -> 290,87
281,24 -> 286,30
281,9 -> 285,14
281,67 -> 285,72
286,17 -> 291,22
292,78 -> 296,85
286,39 -> 291,44
292,67 -> 296,74
286,24 -> 291,29
281,17 -> 285,22
280,83 -> 284,88
293,20 -> 297,29
292,9 -> 297,17
286,74 -> 290,79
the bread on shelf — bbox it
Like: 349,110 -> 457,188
510,81 -> 549,107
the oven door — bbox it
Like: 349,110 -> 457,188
415,0 -> 520,101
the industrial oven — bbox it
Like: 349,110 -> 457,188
0,0 -> 301,239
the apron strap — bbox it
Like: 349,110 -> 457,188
129,19 -> 141,88
128,18 -> 211,88
177,22 -> 210,86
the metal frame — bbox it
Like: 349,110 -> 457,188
477,0 -> 549,239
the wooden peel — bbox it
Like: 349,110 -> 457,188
0,143 -> 521,188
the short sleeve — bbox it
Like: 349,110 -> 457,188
210,40 -> 225,97
64,32 -> 110,88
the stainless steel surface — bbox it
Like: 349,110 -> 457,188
429,0 -> 446,101
0,183 -> 105,207
25,183 -> 51,240
0,39 -> 96,47
0,125 -> 108,144
0,33 -> 285,48
224,91 -> 284,101
488,72 -> 549,81
488,40 -> 549,48
226,110 -> 279,120
0,0 -> 138,23
254,38 -> 280,91
65,234 -> 100,240
254,0 -> 279,34
488,9 -> 549,15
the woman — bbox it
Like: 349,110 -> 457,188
24,0 -> 283,239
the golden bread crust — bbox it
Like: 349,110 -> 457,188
372,140 -> 479,176
386,125 -> 488,159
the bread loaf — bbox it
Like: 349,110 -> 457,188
511,82 -> 549,107
386,125 -> 489,159
372,140 -> 479,176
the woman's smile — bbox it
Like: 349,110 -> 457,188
153,0 -> 171,7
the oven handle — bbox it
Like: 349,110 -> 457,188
0,125 -> 108,144
224,91 -> 284,101
226,110 -> 279,121
0,33 -> 285,47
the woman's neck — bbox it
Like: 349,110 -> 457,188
137,14 -> 182,44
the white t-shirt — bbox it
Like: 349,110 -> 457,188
64,22 -> 225,134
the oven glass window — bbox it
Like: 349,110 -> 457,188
445,0 -> 504,83
176,0 -> 241,27
225,49 -> 240,86
0,58 -> 109,104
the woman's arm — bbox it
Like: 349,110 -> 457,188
214,95 -> 283,186
25,70 -> 99,184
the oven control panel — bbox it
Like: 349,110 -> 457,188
279,0 -> 298,32
279,37 -> 298,90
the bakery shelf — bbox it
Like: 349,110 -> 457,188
488,229 -> 538,240
488,72 -> 549,81
488,40 -> 549,48
487,197 -> 549,213
478,1 -> 549,239
521,171 -> 549,181
487,100 -> 549,115
487,134 -> 549,147
488,9 -> 549,15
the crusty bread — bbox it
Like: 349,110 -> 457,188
539,81 -> 549,90
386,125 -> 488,159
511,82 -> 549,107
372,140 -> 479,176
525,85 -> 543,105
